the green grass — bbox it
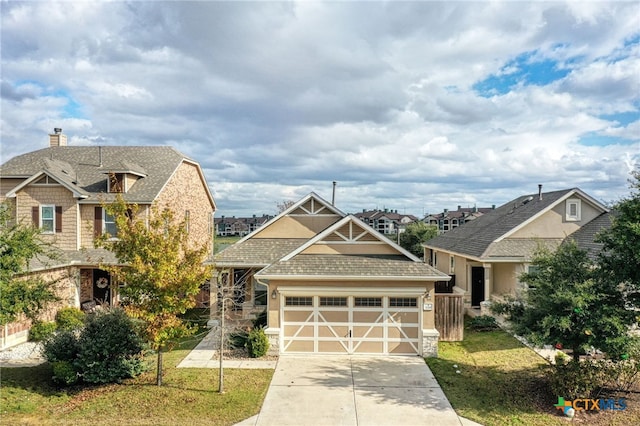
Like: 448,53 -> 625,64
1,334 -> 273,426
214,236 -> 241,254
426,325 -> 564,426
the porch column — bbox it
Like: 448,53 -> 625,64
482,263 -> 492,302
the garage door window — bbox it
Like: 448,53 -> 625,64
389,297 -> 417,307
354,297 -> 382,307
285,296 -> 313,306
319,297 -> 347,306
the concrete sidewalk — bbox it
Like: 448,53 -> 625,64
243,355 -> 476,426
177,328 -> 277,369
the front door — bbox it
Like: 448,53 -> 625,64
471,267 -> 485,307
92,269 -> 111,305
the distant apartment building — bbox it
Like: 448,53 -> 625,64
423,205 -> 495,233
215,214 -> 273,237
353,209 -> 418,235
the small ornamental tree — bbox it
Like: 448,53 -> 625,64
493,241 -> 633,361
96,196 -> 211,386
0,202 -> 59,325
399,221 -> 438,258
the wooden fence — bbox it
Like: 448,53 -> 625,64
435,293 -> 464,341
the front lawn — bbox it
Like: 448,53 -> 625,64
1,335 -> 273,426
427,323 -> 640,426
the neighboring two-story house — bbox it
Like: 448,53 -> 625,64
423,186 -> 608,311
215,214 -> 273,237
0,129 -> 216,348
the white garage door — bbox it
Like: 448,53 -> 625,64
282,295 -> 420,355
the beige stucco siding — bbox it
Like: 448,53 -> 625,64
301,243 -> 400,256
155,161 -> 214,254
492,263 -> 520,296
510,197 -> 602,239
16,185 -> 78,250
452,255 -> 469,291
253,216 -> 339,239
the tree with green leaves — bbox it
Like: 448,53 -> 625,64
96,196 -> 212,386
399,221 -> 438,258
597,168 -> 640,310
493,240 -> 634,361
0,202 -> 59,325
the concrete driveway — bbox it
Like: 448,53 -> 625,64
249,355 -> 465,426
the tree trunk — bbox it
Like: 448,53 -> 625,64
157,347 -> 163,386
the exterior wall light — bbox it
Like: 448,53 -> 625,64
271,289 -> 277,299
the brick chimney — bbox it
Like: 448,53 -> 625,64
49,128 -> 67,147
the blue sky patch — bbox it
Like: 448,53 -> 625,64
600,110 -> 640,127
578,132 -> 637,147
473,50 -> 572,97
15,80 -> 87,119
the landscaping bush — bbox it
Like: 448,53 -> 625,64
55,307 -> 85,331
29,320 -> 57,341
253,310 -> 267,329
550,359 -> 608,399
468,315 -> 500,332
600,359 -> 640,393
42,329 -> 81,363
51,360 -> 79,385
246,328 -> 269,358
75,308 -> 146,384
228,330 -> 249,349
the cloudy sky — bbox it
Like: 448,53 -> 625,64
2,1 -> 639,217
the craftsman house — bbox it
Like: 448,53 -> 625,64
0,129 -> 216,348
214,192 -> 449,357
423,186 -> 608,312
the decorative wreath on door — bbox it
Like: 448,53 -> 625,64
96,277 -> 109,288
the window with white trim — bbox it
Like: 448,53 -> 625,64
285,296 -> 313,306
566,199 -> 581,221
41,205 -> 55,234
319,297 -> 347,306
354,297 -> 382,307
389,297 -> 417,307
104,210 -> 117,238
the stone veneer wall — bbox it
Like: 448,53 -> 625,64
155,161 -> 214,255
264,328 -> 280,355
422,329 -> 440,358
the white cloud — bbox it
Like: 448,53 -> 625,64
1,1 -> 638,216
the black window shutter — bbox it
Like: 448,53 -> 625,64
32,206 -> 39,227
55,206 -> 62,233
94,206 -> 102,237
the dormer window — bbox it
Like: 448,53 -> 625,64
108,172 -> 125,193
566,199 -> 581,221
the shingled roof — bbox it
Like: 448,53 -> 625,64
1,146 -> 196,204
423,188 -> 602,259
214,238 -> 309,267
256,254 -> 449,280
564,211 -> 613,260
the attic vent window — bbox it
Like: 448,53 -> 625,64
108,172 -> 125,193
566,199 -> 581,221
34,175 -> 58,185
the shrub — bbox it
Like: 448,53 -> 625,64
253,310 -> 267,329
42,329 -> 80,363
75,308 -> 146,384
246,328 -> 269,358
600,359 -> 640,393
550,359 -> 607,399
228,329 -> 249,349
29,320 -> 57,341
55,307 -> 85,331
468,315 -> 499,332
51,361 -> 79,385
